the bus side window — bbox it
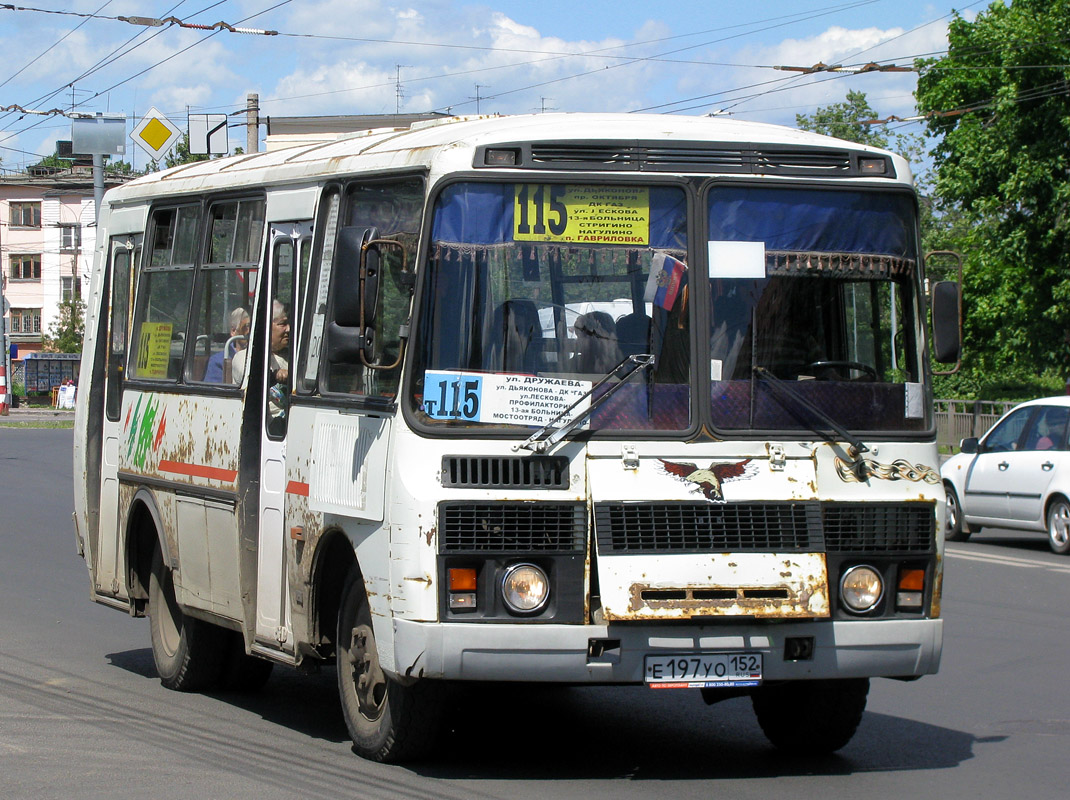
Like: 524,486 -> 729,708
318,178 -> 422,399
188,198 -> 263,384
105,243 -> 134,421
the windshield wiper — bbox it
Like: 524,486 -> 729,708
515,354 -> 655,454
752,366 -> 869,456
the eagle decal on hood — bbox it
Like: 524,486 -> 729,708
658,458 -> 757,503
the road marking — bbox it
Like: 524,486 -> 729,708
945,546 -> 1070,573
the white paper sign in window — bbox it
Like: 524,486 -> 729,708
423,370 -> 591,427
709,240 -> 766,279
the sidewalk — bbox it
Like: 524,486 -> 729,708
0,403 -> 76,423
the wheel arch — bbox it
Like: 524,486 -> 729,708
125,487 -> 173,615
1044,491 -> 1070,520
309,527 -> 358,658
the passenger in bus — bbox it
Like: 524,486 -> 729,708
486,298 -> 543,374
232,301 -> 290,403
571,311 -> 623,374
203,307 -> 250,383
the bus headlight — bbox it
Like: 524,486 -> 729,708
840,565 -> 883,613
500,563 -> 549,614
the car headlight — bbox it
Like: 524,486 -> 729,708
840,565 -> 883,613
500,563 -> 549,614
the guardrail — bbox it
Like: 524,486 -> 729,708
935,399 -> 1016,453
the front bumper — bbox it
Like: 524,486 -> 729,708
392,616 -> 942,683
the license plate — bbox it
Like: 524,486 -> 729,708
644,653 -> 763,689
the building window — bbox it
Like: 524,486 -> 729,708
62,276 -> 74,302
9,254 -> 42,281
9,202 -> 42,228
60,225 -> 81,252
9,308 -> 42,335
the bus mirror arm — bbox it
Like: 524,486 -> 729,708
514,353 -> 655,454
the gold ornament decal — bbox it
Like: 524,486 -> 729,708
835,457 -> 941,484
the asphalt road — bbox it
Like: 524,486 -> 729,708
2,428 -> 1068,799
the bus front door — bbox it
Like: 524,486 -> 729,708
254,222 -> 311,651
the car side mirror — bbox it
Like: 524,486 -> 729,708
959,437 -> 979,454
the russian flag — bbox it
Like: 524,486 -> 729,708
644,252 -> 686,311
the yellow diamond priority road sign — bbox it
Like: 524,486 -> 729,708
130,107 -> 182,160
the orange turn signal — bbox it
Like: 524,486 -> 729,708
898,568 -> 925,592
449,568 -> 478,592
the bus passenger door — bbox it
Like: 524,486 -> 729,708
95,236 -> 138,598
255,222 -> 311,649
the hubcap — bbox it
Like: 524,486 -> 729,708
345,623 -> 387,721
946,493 -> 959,534
1051,505 -> 1070,548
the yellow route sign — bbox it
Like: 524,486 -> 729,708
130,107 -> 182,161
514,184 -> 650,245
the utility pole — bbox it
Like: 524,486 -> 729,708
246,93 -> 259,153
1,274 -> 11,415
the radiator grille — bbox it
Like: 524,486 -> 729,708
438,502 -> 585,553
594,501 -> 936,554
441,455 -> 569,489
823,503 -> 936,553
595,502 -> 821,553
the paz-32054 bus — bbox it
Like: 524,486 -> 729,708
73,113 -> 959,762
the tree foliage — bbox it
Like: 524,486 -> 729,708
43,300 -> 85,353
915,0 -> 1070,379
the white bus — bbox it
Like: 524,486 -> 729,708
74,113 -> 959,762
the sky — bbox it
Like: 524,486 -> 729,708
0,0 -> 987,172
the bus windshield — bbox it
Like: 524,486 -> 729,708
412,182 -> 692,432
707,186 -> 926,433
410,180 -> 926,436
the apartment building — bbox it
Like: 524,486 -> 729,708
1,168 -> 126,356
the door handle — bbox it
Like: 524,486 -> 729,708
998,461 -> 1009,470
1043,462 -> 1055,471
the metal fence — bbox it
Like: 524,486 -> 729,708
935,399 -> 1016,452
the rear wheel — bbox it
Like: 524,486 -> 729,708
751,678 -> 869,755
336,567 -> 444,762
944,483 -> 971,542
148,545 -> 229,691
1047,497 -> 1070,555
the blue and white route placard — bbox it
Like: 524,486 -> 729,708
423,370 -> 591,426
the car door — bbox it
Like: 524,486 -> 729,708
1005,405 -> 1069,526
963,406 -> 1033,524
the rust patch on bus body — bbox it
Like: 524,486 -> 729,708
614,557 -> 829,621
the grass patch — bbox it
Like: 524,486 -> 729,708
0,419 -> 75,429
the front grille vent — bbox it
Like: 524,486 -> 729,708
594,500 -> 936,554
439,502 -> 585,553
441,455 -> 570,489
500,142 -> 872,176
823,503 -> 935,553
595,502 -> 821,553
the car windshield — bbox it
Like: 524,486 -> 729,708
411,182 -> 691,431
707,186 -> 928,433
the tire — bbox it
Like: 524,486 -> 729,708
751,678 -> 869,755
1047,497 -> 1070,555
148,545 -> 229,691
944,483 -> 971,542
336,567 -> 444,762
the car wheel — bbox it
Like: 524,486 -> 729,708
1047,497 -> 1070,555
944,483 -> 971,542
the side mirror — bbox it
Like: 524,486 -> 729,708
959,437 -> 979,454
327,226 -> 380,364
931,280 -> 961,363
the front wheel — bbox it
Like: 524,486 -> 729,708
751,678 -> 869,755
1047,497 -> 1070,555
336,568 -> 444,762
944,483 -> 971,542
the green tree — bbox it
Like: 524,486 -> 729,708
796,89 -> 891,148
43,300 -> 85,353
915,0 -> 1070,383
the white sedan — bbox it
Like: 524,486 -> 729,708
941,396 -> 1070,554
